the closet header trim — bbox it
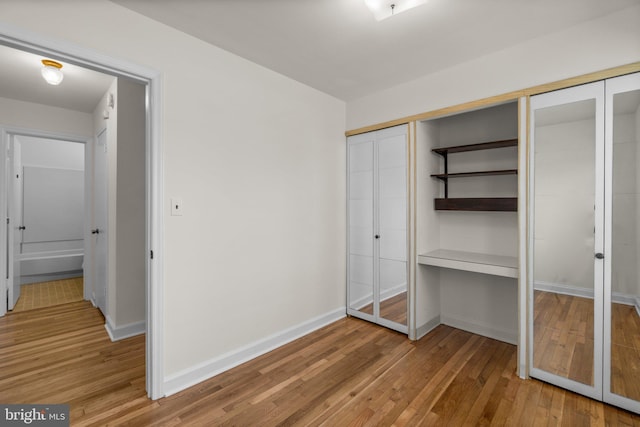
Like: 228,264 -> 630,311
345,61 -> 640,137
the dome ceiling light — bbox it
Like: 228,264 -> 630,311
41,59 -> 64,85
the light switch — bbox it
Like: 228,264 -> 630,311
171,198 -> 183,216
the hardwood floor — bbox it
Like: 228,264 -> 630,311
12,277 -> 84,312
533,290 -> 595,386
534,290 -> 640,403
611,302 -> 640,401
1,301 -> 639,426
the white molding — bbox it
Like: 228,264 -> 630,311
534,280 -> 594,299
535,280 -> 638,307
441,315 -> 518,345
105,315 -> 145,341
517,95 -> 527,380
0,23 -> 164,400
163,307 -> 346,397
415,315 -> 440,340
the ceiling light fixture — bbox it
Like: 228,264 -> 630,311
364,0 -> 429,21
41,59 -> 64,85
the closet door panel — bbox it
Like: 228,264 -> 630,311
348,139 -> 374,317
377,132 -> 408,328
347,126 -> 408,333
529,82 -> 604,399
604,72 -> 640,413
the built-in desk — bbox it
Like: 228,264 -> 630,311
417,249 -> 518,278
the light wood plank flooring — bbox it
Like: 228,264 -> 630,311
611,302 -> 640,402
533,290 -> 595,386
534,290 -> 640,401
1,301 -> 639,425
12,277 -> 84,312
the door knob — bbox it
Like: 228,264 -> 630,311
595,253 -> 604,259
18,225 -> 26,230
374,235 -> 380,239
91,229 -> 100,234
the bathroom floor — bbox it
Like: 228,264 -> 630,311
12,277 -> 83,312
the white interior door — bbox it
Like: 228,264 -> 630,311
93,130 -> 108,315
7,138 -> 22,310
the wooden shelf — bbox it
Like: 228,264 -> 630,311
434,197 -> 517,211
417,249 -> 518,278
432,139 -> 518,155
431,138 -> 518,211
431,169 -> 517,180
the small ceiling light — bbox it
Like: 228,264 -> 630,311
41,59 -> 64,85
364,0 -> 428,21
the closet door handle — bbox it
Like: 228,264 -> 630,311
18,225 -> 26,230
91,229 -> 101,235
374,235 -> 380,239
595,253 -> 604,259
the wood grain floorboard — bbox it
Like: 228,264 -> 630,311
1,301 -> 639,425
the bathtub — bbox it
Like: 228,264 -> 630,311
20,250 -> 84,285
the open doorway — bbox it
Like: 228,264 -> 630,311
0,28 -> 163,399
7,135 -> 87,313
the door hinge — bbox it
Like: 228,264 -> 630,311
150,250 -> 154,260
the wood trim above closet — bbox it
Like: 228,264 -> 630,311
345,61 -> 640,137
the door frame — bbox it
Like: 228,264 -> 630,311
4,129 -> 91,309
0,24 -> 165,400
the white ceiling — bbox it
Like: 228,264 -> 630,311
0,0 -> 638,112
113,0 -> 640,101
0,44 -> 115,113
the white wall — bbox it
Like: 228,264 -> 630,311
17,136 -> 85,255
612,104 -> 640,297
346,5 -> 640,130
0,1 -> 346,385
0,96 -> 92,137
534,117 -> 596,291
18,136 -> 84,170
114,79 -> 146,326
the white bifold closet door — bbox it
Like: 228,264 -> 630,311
347,125 -> 408,334
529,72 -> 640,414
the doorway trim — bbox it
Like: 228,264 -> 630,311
0,24 -> 164,400
3,129 -> 91,310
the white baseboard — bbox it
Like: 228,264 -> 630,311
105,315 -> 145,342
535,280 -> 639,307
415,315 -> 440,340
534,280 -> 594,299
163,307 -> 346,397
441,315 -> 517,345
